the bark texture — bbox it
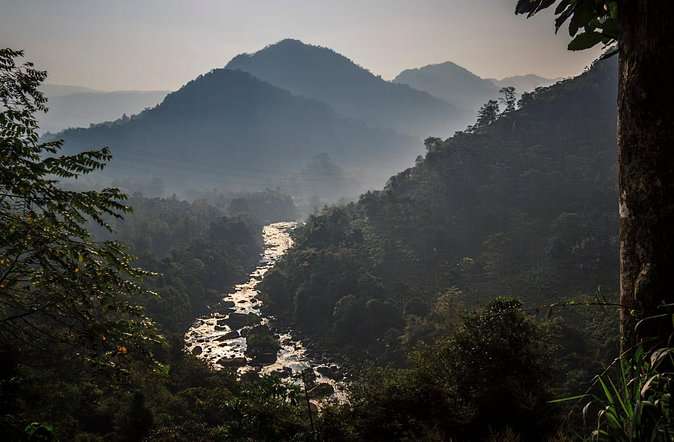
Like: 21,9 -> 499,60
619,2 -> 674,349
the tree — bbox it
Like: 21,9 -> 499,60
499,86 -> 517,113
0,49 -> 161,367
475,99 -> 500,129
515,1 -> 674,349
423,136 -> 443,153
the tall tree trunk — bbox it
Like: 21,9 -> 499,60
619,2 -> 674,350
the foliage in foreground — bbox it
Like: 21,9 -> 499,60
319,299 -> 559,441
0,48 -> 311,441
570,346 -> 674,441
0,47 -> 163,374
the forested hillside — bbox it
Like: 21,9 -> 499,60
53,68 -> 414,195
261,58 -> 619,360
226,39 -> 463,136
92,195 -> 264,333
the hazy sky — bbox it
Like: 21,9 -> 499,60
1,0 -> 602,91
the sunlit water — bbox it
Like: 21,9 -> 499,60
184,222 -> 346,402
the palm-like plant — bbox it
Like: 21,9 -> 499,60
575,346 -> 673,441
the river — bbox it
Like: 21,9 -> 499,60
184,221 -> 345,401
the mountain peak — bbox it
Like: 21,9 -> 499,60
271,38 -> 306,48
225,40 -> 458,136
490,74 -> 561,92
399,61 -> 481,80
226,38 -> 364,77
393,61 -> 497,112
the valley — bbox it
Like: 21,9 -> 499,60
4,2 -> 673,438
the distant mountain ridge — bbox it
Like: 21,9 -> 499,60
393,61 -> 498,112
42,83 -> 101,97
393,62 -> 558,119
226,39 -> 463,137
51,39 -> 564,200
39,85 -> 169,134
489,74 -> 562,92
40,90 -> 169,134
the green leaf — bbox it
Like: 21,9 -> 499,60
554,0 -> 571,15
555,7 -> 574,33
598,376 -> 615,406
548,393 -> 590,403
568,31 -> 605,51
568,1 -> 595,36
515,0 -> 537,15
515,0 -> 555,16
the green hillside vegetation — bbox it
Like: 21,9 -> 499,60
99,195 -> 263,333
261,57 -> 618,362
255,57 -> 622,440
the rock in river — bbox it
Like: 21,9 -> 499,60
215,330 -> 240,341
221,300 -> 235,309
316,364 -> 343,380
309,382 -> 335,399
217,356 -> 247,368
221,312 -> 260,329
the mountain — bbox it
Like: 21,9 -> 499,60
393,61 -> 498,113
490,74 -> 561,92
260,58 -> 618,358
41,83 -> 100,97
226,39 -> 463,137
39,88 -> 169,134
393,62 -> 558,120
53,68 -> 414,194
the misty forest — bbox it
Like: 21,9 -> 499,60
1,1 -> 674,441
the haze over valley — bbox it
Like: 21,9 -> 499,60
48,39 -> 558,205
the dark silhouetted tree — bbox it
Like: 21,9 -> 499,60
499,86 -> 517,113
0,48 -> 161,367
475,99 -> 500,128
